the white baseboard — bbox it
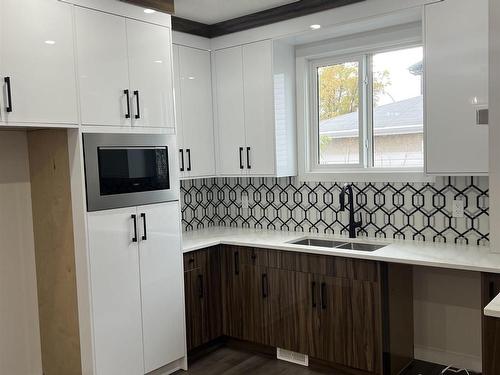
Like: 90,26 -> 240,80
414,345 -> 482,373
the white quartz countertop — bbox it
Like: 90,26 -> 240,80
485,294 -> 500,318
182,227 -> 500,274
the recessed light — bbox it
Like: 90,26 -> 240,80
154,60 -> 163,64
310,24 -> 321,30
144,8 -> 155,14
44,40 -> 56,45
188,76 -> 195,80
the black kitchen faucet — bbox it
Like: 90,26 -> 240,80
339,183 -> 362,239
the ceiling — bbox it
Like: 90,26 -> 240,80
174,0 -> 300,24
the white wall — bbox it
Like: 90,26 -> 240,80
413,267 -> 482,372
0,131 -> 42,375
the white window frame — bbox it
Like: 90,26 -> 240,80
309,54 -> 367,170
298,40 -> 433,183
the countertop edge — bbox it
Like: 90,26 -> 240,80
485,294 -> 500,318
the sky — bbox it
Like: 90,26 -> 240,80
373,46 -> 423,106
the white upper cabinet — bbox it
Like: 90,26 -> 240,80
242,40 -> 276,176
173,44 -> 216,178
127,20 -> 174,129
75,7 -> 130,127
213,40 -> 297,177
0,0 -> 78,125
75,6 -> 174,129
214,46 -> 247,176
425,0 -> 489,174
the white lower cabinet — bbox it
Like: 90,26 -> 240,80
87,202 -> 185,375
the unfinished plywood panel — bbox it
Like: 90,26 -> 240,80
0,131 -> 42,375
28,129 -> 82,375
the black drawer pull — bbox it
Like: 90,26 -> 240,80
5,77 -> 12,112
133,90 -> 140,119
179,149 -> 185,172
239,147 -> 244,169
124,89 -> 130,118
186,149 -> 192,171
188,257 -> 194,264
140,213 -> 147,241
234,251 -> 239,275
490,281 -> 496,302
262,273 -> 268,298
198,274 -> 204,299
312,282 -> 317,308
131,214 -> 138,243
321,282 -> 327,310
246,147 -> 251,169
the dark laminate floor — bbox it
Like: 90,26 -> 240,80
174,347 -> 477,375
175,347 -> 329,375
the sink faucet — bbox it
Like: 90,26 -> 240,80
339,183 -> 362,239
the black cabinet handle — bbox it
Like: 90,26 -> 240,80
490,281 -> 496,302
186,149 -> 192,171
188,256 -> 194,264
262,273 -> 268,298
133,90 -> 140,119
246,147 -> 251,169
4,77 -> 12,113
234,251 -> 239,275
239,147 -> 244,169
131,214 -> 138,243
124,89 -> 130,119
321,282 -> 327,310
179,149 -> 185,172
251,250 -> 257,263
312,282 -> 317,308
140,213 -> 147,241
198,274 -> 204,299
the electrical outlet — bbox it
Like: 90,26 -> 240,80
452,199 -> 465,218
241,193 -> 249,210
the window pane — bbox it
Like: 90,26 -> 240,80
372,47 -> 423,168
317,61 -> 360,165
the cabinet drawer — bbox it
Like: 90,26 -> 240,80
183,249 -> 208,272
239,247 -> 280,268
279,251 -> 378,282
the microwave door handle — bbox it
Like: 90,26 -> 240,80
141,213 -> 147,241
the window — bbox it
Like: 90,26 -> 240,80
310,46 -> 424,172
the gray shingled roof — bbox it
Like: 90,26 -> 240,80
320,96 -> 423,138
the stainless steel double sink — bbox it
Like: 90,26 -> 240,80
291,237 -> 386,252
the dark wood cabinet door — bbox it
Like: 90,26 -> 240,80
205,247 -> 222,342
271,269 -> 314,355
184,268 -> 205,351
221,246 -> 245,338
313,276 -> 380,373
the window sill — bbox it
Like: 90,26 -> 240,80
299,169 -> 435,183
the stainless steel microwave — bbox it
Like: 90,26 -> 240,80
83,133 -> 179,212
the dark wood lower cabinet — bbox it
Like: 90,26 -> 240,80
183,247 -> 222,351
482,273 -> 500,375
185,245 -> 413,375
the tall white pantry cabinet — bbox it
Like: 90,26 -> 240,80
87,202 -> 185,375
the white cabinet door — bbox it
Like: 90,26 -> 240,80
178,46 -> 216,177
75,7 -> 131,127
127,20 -> 175,129
425,0 -> 489,174
87,208 -> 144,375
0,0 -> 78,125
242,40 -> 276,176
137,202 -> 185,373
214,46 -> 246,175
173,44 -> 189,178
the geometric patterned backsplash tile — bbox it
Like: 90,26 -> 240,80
181,176 -> 489,246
